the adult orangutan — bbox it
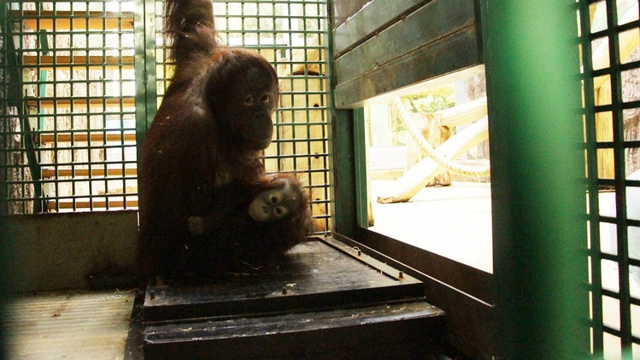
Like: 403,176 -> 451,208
137,0 -> 279,278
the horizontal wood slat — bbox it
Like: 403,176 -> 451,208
333,0 -> 428,56
332,0 -> 481,108
39,132 -> 136,144
331,0 -> 373,29
14,11 -> 134,31
47,198 -> 138,210
26,97 -> 135,109
334,27 -> 481,108
22,55 -> 134,70
334,0 -> 476,87
41,167 -> 137,178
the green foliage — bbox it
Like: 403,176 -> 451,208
400,86 -> 455,113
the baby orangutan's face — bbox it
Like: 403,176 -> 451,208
247,179 -> 302,222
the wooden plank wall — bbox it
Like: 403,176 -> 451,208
331,0 -> 482,108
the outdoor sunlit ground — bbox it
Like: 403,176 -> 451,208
370,185 -> 638,358
369,180 -> 493,273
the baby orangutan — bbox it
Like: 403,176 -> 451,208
186,174 -> 312,274
188,175 -> 307,234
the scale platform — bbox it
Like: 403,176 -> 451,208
138,237 -> 445,360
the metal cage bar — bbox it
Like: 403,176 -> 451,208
580,0 -> 640,357
1,0 -> 137,213
484,0 -> 590,358
151,0 -> 331,233
1,0 -> 331,233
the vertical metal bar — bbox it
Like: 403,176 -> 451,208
37,30 -> 48,132
483,0 -> 590,358
0,213 -> 9,360
318,12 -> 331,233
0,25 -> 10,340
117,3 -> 125,207
327,108 -> 357,238
0,1 -> 7,214
0,3 -> 5,147
325,0 -> 356,237
578,0 -> 605,355
606,0 -> 633,351
134,0 -> 156,198
52,1 -> 60,212
74,2 -> 83,212
4,4 -> 43,213
89,2 -> 97,211
0,0 -> 14,326
353,107 -> 368,229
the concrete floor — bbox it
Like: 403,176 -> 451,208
369,181 -> 493,273
370,185 -> 638,358
5,290 -> 136,360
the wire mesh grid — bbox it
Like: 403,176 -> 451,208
1,0 -> 331,232
581,0 -> 640,357
153,0 -> 331,233
1,1 -> 138,213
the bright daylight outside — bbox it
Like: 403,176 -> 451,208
362,67 -> 492,273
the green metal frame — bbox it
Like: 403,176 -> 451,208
581,1 -> 607,355
484,0 -> 591,358
324,8 -> 355,238
134,0 -> 158,153
352,107 -> 369,230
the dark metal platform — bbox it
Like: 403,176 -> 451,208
139,237 -> 445,359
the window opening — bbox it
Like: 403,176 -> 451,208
361,66 -> 492,273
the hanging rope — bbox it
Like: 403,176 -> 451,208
393,98 -> 491,177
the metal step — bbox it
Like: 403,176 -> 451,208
143,300 -> 445,360
137,237 -> 446,359
141,238 -> 426,322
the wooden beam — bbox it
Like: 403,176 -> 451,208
334,0 -> 475,86
39,132 -> 136,144
331,0 -> 375,29
438,96 -> 487,128
14,11 -> 134,31
334,26 -> 481,108
22,55 -> 134,70
377,116 -> 488,203
26,97 -> 135,109
41,167 -> 137,178
47,198 -> 138,210
333,0 -> 428,56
